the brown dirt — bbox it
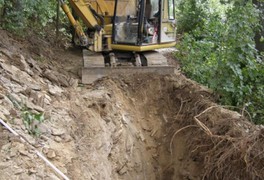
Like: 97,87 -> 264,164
0,29 -> 263,180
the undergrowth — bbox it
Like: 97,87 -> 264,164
175,0 -> 264,124
22,109 -> 44,137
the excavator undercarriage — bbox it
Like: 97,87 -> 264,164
82,50 -> 176,83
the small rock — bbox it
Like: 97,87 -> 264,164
13,118 -> 23,126
0,93 -> 5,99
40,135 -> 49,141
42,147 -> 49,154
46,174 -> 61,180
47,149 -> 56,159
141,122 -> 152,132
28,84 -> 41,91
118,166 -> 128,175
22,133 -> 36,145
0,161 -> 12,169
18,93 -> 28,102
30,91 -> 44,107
137,132 -> 145,142
178,156 -> 184,161
0,111 -> 7,121
0,105 -> 10,116
54,136 -> 62,142
59,166 -> 68,174
8,93 -> 22,106
1,143 -> 11,151
19,149 -> 29,156
26,58 -> 42,74
38,123 -> 51,134
51,128 -> 65,136
44,94 -> 52,105
0,62 -> 34,87
2,96 -> 14,109
69,78 -> 78,88
43,69 -> 58,83
14,168 -> 24,175
62,134 -> 72,142
0,48 -> 13,59
57,75 -> 70,87
0,62 -> 16,75
9,135 -> 21,143
9,108 -> 18,117
19,55 -> 33,75
152,153 -> 158,158
10,148 -> 18,157
0,76 -> 25,93
25,100 -> 44,112
44,69 -> 70,86
48,84 -> 64,96
28,168 -> 37,174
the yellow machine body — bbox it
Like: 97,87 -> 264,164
59,0 -> 177,83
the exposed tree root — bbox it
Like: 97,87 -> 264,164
188,106 -> 264,180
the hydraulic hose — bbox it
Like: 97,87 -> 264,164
89,6 -> 105,30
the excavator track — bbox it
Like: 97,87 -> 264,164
143,51 -> 169,66
82,50 -> 176,84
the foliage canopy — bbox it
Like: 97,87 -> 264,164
175,0 -> 264,124
0,0 -> 58,34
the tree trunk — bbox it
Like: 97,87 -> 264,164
0,1 -> 6,26
56,0 -> 60,40
253,0 -> 264,53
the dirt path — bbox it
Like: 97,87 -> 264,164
0,30 -> 263,180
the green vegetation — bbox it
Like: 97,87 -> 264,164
22,109 -> 44,136
0,0 -> 58,35
7,94 -> 45,137
175,0 -> 264,124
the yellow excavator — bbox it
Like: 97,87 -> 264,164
60,0 -> 177,83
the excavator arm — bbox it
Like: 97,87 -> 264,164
59,0 -> 104,51
67,0 -> 101,30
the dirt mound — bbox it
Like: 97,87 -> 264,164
0,30 -> 264,180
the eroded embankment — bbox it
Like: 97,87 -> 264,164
0,60 -> 263,179
64,73 -> 264,180
104,74 -> 264,180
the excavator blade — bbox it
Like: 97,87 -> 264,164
82,66 -> 176,84
81,50 -> 176,84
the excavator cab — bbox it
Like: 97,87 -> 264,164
112,0 -> 176,50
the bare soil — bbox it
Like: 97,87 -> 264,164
0,30 -> 263,180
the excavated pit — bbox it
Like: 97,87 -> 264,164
66,73 -> 264,180
65,73 -> 208,180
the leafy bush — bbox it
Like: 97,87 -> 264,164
176,0 -> 206,33
0,0 -> 57,34
176,0 -> 264,124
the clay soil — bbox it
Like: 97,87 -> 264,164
0,30 -> 264,180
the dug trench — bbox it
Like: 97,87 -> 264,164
65,74 -> 208,180
67,73 -> 264,180
0,30 -> 263,180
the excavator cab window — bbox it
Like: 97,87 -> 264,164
168,0 -> 175,20
113,0 -> 161,45
112,0 -> 140,44
112,0 -> 176,46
